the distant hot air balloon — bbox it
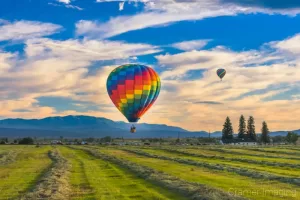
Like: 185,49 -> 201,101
106,64 -> 161,132
216,68 -> 226,81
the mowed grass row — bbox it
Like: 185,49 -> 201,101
278,147 -> 300,152
0,146 -> 52,199
131,147 -> 300,178
252,148 -> 300,156
209,148 -> 300,160
206,146 -> 300,158
59,146 -> 186,200
0,145 -> 28,156
175,147 -> 300,165
0,146 -> 27,165
160,147 -> 300,176
96,147 -> 300,200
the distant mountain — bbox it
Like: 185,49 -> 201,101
269,130 -> 300,137
294,130 -> 300,134
0,115 -> 298,138
0,115 -> 199,138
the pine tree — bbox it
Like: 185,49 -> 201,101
286,132 -> 299,144
261,121 -> 270,144
247,116 -> 256,141
222,116 -> 234,140
238,115 -> 246,139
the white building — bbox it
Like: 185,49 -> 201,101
230,142 -> 257,146
220,139 -> 257,146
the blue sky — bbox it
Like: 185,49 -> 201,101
1,0 -> 300,131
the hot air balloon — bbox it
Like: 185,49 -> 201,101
106,64 -> 161,132
216,68 -> 226,81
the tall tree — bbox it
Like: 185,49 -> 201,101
261,121 -> 270,144
222,116 -> 234,140
247,116 -> 256,141
238,115 -> 246,139
286,132 -> 299,144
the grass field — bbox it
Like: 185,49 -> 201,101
0,145 -> 299,200
0,146 -> 52,199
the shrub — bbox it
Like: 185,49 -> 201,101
18,137 -> 34,144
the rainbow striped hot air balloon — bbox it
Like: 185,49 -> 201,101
106,64 -> 161,124
216,68 -> 226,81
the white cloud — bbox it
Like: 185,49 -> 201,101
78,1 -> 300,39
292,94 -> 300,100
171,39 -> 211,51
25,38 -> 160,61
0,19 -> 9,25
65,4 -> 83,10
0,33 -> 162,120
57,0 -> 71,4
119,1 -> 125,11
0,52 -> 15,72
0,37 -> 160,104
76,2 -> 240,38
147,33 -> 300,131
273,34 -> 300,54
0,20 -> 62,42
157,47 -> 248,79
49,2 -> 83,10
0,98 -> 56,119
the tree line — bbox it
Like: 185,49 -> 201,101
222,115 -> 299,144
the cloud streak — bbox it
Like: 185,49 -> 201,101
49,3 -> 83,10
77,0 -> 300,39
193,101 -> 223,105
220,0 -> 300,9
171,39 -> 211,51
0,20 -> 62,42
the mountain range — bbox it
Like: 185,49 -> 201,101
0,115 -> 298,138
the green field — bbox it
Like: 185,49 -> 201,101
0,145 -> 299,200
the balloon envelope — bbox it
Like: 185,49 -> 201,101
216,68 -> 226,80
106,64 -> 161,123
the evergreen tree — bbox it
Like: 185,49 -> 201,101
222,116 -> 234,140
247,116 -> 256,141
18,137 -> 34,144
286,132 -> 299,144
261,121 -> 270,144
238,115 -> 246,139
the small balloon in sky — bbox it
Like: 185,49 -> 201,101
216,68 -> 226,81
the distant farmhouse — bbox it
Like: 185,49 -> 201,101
51,140 -> 63,145
220,138 -> 257,146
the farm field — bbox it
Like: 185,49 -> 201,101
0,145 -> 299,200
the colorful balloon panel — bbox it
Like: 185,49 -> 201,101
217,68 -> 226,79
106,64 -> 161,123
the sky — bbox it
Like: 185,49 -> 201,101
1,0 -> 300,132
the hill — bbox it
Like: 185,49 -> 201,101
0,115 -> 196,138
